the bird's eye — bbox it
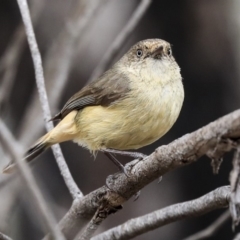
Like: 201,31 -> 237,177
167,48 -> 172,56
136,49 -> 143,58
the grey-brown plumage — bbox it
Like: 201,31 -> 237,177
51,70 -> 130,121
3,39 -> 184,173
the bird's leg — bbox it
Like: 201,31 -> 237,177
104,152 -> 130,177
104,149 -> 147,160
104,149 -> 147,176
104,152 -> 129,193
104,151 -> 142,201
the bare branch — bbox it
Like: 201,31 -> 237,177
50,109 -> 240,239
88,0 -> 152,83
16,0 -> 82,199
43,0 -> 109,113
18,0 -> 109,145
183,210 -> 230,240
0,0 -> 44,108
92,186 -> 230,240
0,27 -> 24,108
0,119 -> 65,240
230,146 -> 240,228
0,232 -> 13,240
0,174 -> 15,190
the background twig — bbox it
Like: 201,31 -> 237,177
0,0 -> 44,110
18,0 -> 109,146
16,0 -> 82,199
183,210 -> 231,240
88,0 -> 152,83
0,119 -> 65,240
234,233 -> 240,240
0,232 -> 13,240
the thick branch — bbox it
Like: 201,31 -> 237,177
16,0 -> 82,199
0,119 -> 65,240
55,109 -> 240,239
93,186 -> 230,240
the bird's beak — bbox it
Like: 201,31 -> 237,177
151,46 -> 164,59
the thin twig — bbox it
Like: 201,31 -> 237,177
88,0 -> 152,83
92,186 -> 230,240
0,119 -> 65,240
183,210 -> 231,240
78,207 -> 106,240
44,0 -> 109,114
0,0 -> 44,109
0,27 -> 24,109
0,232 -> 13,240
16,0 -> 82,199
18,0 -> 109,146
0,174 -> 15,190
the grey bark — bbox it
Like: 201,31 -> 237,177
44,109 -> 240,239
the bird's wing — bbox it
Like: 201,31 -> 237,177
51,69 -> 130,121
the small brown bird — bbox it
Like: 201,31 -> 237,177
3,39 -> 184,173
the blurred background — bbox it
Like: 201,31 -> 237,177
0,0 -> 240,239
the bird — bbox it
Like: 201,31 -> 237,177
3,39 -> 184,174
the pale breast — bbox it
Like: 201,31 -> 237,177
119,77 -> 184,149
74,69 -> 184,151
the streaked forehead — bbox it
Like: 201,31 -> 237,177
135,39 -> 170,49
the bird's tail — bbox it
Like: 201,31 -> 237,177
2,111 -> 78,174
2,132 -> 52,174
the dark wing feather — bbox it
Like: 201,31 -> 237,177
51,69 -> 130,120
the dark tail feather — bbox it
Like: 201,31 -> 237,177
2,141 -> 49,174
24,142 -> 49,163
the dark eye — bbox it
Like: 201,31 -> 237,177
167,48 -> 172,56
136,49 -> 143,58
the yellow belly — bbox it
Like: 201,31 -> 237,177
73,80 -> 184,152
